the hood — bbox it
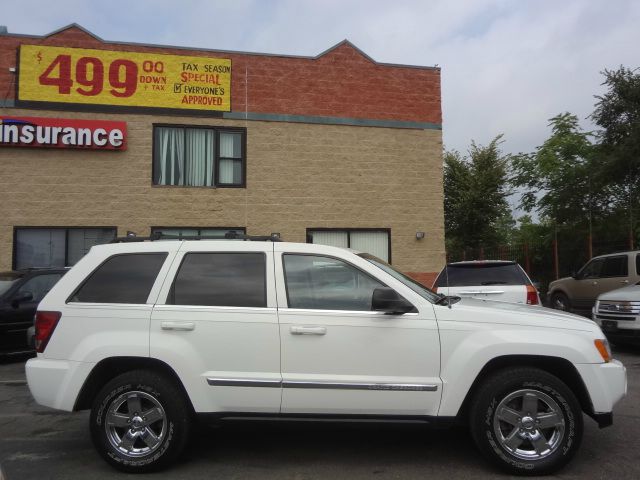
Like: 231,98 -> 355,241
598,284 -> 640,301
443,296 -> 599,333
548,276 -> 573,289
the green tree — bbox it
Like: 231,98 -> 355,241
444,135 -> 513,251
591,66 -> 640,245
511,113 -> 600,226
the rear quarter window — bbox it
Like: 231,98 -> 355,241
69,253 -> 167,304
435,263 -> 529,287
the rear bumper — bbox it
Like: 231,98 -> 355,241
25,357 -> 95,411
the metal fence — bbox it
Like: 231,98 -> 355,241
446,233 -> 636,302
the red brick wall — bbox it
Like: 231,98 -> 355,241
406,272 -> 438,289
0,26 -> 441,124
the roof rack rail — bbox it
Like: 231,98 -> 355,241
110,232 -> 282,243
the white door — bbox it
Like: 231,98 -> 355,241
274,244 -> 441,416
150,242 -> 281,413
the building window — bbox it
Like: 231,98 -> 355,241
151,227 -> 246,239
14,227 -> 116,270
153,126 -> 245,187
307,229 -> 391,263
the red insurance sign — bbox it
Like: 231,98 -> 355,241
0,116 -> 127,150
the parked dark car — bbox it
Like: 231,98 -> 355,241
0,268 -> 67,355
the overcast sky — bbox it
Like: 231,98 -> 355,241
2,0 -> 639,157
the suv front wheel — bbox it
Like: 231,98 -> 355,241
90,370 -> 192,472
550,292 -> 571,312
470,367 -> 583,475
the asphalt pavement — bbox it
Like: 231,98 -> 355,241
0,347 -> 638,480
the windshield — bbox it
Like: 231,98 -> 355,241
358,253 -> 442,303
0,273 -> 22,297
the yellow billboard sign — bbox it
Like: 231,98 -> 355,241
18,45 -> 231,111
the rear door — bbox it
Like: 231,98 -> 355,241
150,242 -> 281,414
435,263 -> 528,304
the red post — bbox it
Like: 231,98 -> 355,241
553,238 -> 559,280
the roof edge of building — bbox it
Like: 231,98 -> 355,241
0,23 -> 440,72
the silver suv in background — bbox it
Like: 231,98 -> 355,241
593,282 -> 640,345
433,260 -> 540,305
548,251 -> 640,315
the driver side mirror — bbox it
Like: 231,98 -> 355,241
11,291 -> 33,308
372,287 -> 415,314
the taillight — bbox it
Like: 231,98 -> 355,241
35,311 -> 61,353
526,285 -> 539,305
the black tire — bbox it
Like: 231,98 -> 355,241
551,292 -> 571,312
469,367 -> 583,476
90,370 -> 192,473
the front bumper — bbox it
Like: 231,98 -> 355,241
590,412 -> 613,428
575,359 -> 627,425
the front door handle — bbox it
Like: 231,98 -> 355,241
290,326 -> 326,335
161,321 -> 195,331
620,280 -> 629,285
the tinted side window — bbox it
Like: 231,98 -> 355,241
171,253 -> 266,307
18,274 -> 63,302
283,254 -> 385,311
580,258 -> 604,279
601,256 -> 628,278
70,254 -> 167,303
636,254 -> 640,275
435,264 -> 528,287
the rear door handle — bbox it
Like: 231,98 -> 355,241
290,326 -> 326,335
161,321 -> 195,331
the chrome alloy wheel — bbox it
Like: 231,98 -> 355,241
493,389 -> 566,460
104,391 -> 167,458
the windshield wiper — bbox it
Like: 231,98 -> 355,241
480,281 -> 508,285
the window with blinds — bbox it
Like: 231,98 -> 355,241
307,229 -> 391,263
153,126 -> 245,187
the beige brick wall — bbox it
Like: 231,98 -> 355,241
0,108 -> 445,273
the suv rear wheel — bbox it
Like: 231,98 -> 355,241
90,370 -> 191,472
470,367 -> 583,475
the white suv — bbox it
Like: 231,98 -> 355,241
433,260 -> 540,305
593,282 -> 640,345
26,238 -> 626,475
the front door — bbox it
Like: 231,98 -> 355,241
573,255 -> 629,310
2,273 -> 63,351
275,246 -> 441,416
